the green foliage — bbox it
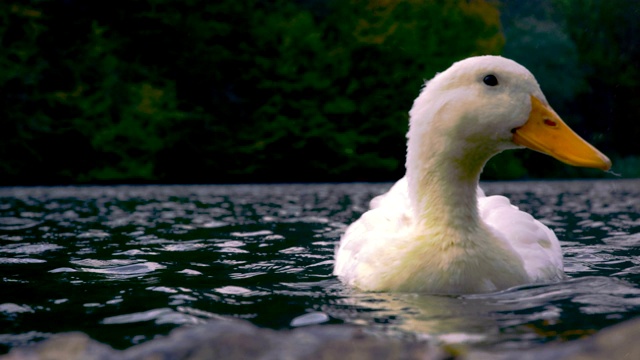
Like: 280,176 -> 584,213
500,1 -> 586,117
555,0 -> 640,158
2,0 -> 636,184
608,156 -> 640,179
483,152 -> 528,180
498,0 -> 640,179
0,0 -> 505,184
0,2 -> 197,183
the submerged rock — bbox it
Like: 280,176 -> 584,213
0,332 -> 114,360
4,316 -> 640,360
465,316 -> 640,360
0,317 -> 442,360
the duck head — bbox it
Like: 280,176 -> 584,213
407,55 -> 611,172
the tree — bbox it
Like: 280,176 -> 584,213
1,0 -> 506,184
557,0 -> 640,158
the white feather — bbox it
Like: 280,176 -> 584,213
334,56 -> 565,294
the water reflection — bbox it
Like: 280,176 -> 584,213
0,181 -> 639,353
329,275 -> 640,348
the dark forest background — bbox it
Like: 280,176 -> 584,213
1,0 -> 639,185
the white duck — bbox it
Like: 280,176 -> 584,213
334,55 -> 611,294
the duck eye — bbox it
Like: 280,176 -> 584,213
483,74 -> 498,86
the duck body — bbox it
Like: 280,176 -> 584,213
334,56 -> 611,294
335,177 -> 562,293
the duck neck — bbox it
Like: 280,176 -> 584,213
406,137 -> 490,233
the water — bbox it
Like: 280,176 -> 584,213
0,180 -> 639,354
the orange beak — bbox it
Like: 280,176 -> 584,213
512,96 -> 611,171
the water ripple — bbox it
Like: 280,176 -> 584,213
0,243 -> 63,255
0,304 -> 34,314
102,308 -> 202,325
70,259 -> 166,278
602,233 -> 640,247
230,230 -> 273,237
1,181 -> 640,353
0,217 -> 42,231
290,312 -> 330,327
0,258 -> 46,264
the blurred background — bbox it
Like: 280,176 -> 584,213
1,0 -> 639,185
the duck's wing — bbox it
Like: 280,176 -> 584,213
370,177 -> 410,210
478,195 -> 564,282
334,178 -> 412,282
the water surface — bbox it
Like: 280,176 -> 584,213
1,180 -> 639,353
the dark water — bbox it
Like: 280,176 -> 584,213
1,180 -> 639,354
